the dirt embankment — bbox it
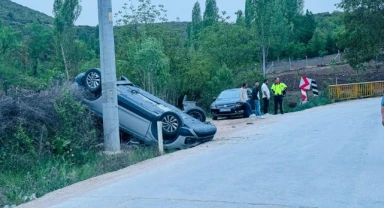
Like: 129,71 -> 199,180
268,64 -> 384,91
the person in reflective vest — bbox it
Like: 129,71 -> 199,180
271,77 -> 287,115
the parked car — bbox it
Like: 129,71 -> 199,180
182,95 -> 207,122
74,68 -> 217,149
211,88 -> 252,120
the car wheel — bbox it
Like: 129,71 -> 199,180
84,68 -> 101,93
212,116 -> 218,120
159,112 -> 183,137
185,107 -> 206,122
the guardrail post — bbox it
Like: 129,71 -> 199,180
336,86 -> 341,99
370,83 -> 374,96
157,121 -> 164,155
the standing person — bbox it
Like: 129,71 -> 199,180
252,81 -> 264,119
271,77 -> 287,115
240,83 -> 255,118
381,95 -> 384,126
261,79 -> 271,115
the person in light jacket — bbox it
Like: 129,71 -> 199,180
240,83 -> 255,118
261,79 -> 271,115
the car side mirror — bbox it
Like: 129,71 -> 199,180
212,97 -> 216,101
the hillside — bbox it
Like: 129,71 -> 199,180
1,0 -> 339,38
0,0 -> 54,31
269,63 -> 384,91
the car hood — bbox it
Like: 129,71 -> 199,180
212,98 -> 240,106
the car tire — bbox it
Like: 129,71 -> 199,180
84,68 -> 102,93
212,116 -> 218,120
185,107 -> 206,122
159,112 -> 183,137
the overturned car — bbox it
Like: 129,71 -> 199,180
74,68 -> 217,149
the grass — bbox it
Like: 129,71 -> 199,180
281,92 -> 332,113
0,146 -> 162,207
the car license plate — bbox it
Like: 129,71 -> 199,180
220,108 -> 231,112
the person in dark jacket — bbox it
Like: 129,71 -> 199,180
251,82 -> 264,119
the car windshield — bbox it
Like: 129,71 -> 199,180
218,90 -> 239,100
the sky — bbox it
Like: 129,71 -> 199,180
12,0 -> 341,26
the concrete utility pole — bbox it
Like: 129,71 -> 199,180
98,0 -> 120,152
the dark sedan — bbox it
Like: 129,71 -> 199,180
211,88 -> 252,120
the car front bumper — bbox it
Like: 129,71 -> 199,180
164,123 -> 217,149
211,108 -> 244,117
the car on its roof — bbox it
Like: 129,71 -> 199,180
210,88 -> 252,120
74,68 -> 217,149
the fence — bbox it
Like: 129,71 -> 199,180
328,81 -> 384,100
266,52 -> 344,74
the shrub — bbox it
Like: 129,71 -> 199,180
0,85 -> 100,172
0,85 -> 104,206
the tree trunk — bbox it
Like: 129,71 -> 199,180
262,46 -> 266,77
60,43 -> 69,81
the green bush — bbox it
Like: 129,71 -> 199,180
0,86 -> 164,207
0,86 -> 100,172
53,90 -> 98,163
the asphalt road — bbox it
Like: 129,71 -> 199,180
19,98 -> 384,208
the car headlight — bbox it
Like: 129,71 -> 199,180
211,105 -> 217,109
235,102 -> 243,108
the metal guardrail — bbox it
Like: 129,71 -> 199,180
329,81 -> 384,100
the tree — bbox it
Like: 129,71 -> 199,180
198,23 -> 256,73
245,0 -> 254,28
53,0 -> 82,81
307,29 -> 327,57
284,0 -> 304,24
235,10 -> 244,25
192,2 -> 202,38
190,1 -> 202,49
203,0 -> 219,27
114,0 -> 169,51
0,22 -> 19,65
25,22 -> 53,76
115,0 -> 167,33
338,0 -> 384,67
133,38 -> 170,97
249,0 -> 289,76
292,10 -> 316,44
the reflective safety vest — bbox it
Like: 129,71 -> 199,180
271,83 -> 287,96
